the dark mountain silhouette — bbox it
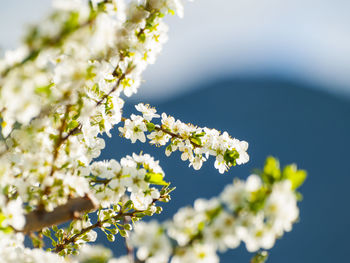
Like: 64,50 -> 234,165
100,77 -> 350,262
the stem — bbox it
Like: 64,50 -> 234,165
120,117 -> 201,148
96,73 -> 126,106
54,195 -> 165,253
49,104 -> 71,177
20,194 -> 98,233
156,125 -> 201,148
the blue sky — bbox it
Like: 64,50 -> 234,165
1,0 -> 350,101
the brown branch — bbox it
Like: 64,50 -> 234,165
54,219 -> 103,253
96,72 -> 126,106
49,104 -> 71,177
55,210 -> 125,253
54,195 -> 165,253
20,194 -> 98,233
120,117 -> 201,148
54,210 -> 136,253
155,125 -> 201,148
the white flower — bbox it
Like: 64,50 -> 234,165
236,140 -> 250,165
179,144 -> 193,161
108,256 -> 132,263
119,114 -> 147,143
1,198 -> 25,230
205,211 -> 240,251
167,206 -> 205,246
147,130 -> 171,146
171,243 -> 219,263
131,190 -> 153,210
125,169 -> 149,193
264,180 -> 299,234
214,158 -> 227,174
135,103 -> 160,121
73,244 -> 113,262
161,113 -> 175,129
190,154 -> 206,170
132,221 -> 172,263
245,174 -> 262,192
220,179 -> 249,212
238,214 -> 276,252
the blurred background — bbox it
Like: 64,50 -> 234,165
1,0 -> 350,262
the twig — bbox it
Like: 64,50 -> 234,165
54,195 -> 165,253
20,194 -> 98,233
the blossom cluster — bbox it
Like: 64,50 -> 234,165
0,197 -> 25,233
0,0 -> 185,136
0,0 -> 191,260
0,233 -> 65,263
128,157 -> 306,263
0,232 -> 118,263
0,0 -> 186,227
90,153 -> 169,211
0,152 -> 173,259
0,0 -> 188,210
119,103 -> 250,173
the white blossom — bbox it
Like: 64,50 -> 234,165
132,221 -> 172,263
120,107 -> 249,173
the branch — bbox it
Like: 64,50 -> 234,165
54,196 -> 165,253
20,194 -> 98,233
96,72 -> 126,106
0,5 -> 101,78
155,125 -> 201,148
120,117 -> 201,148
48,104 -> 72,178
54,210 -> 133,253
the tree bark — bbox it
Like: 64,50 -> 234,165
21,194 -> 98,233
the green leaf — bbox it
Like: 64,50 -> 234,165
145,172 -> 169,186
62,12 -> 80,35
0,226 -> 13,234
224,149 -> 240,166
35,83 -> 54,96
197,221 -> 205,231
138,31 -> 146,43
123,200 -> 134,211
146,122 -> 156,132
190,132 -> 205,145
205,206 -> 222,220
67,120 -> 79,131
190,136 -> 202,146
283,164 -> 307,190
0,213 -> 6,225
263,156 -> 281,181
168,9 -> 175,16
249,187 -> 269,212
